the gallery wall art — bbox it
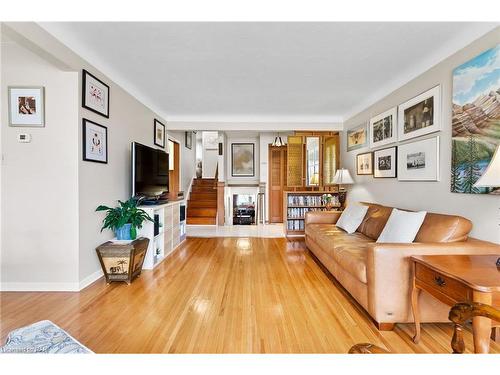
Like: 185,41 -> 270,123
8,86 -> 45,127
83,118 -> 108,164
451,44 -> 500,194
356,152 -> 373,175
154,119 -> 166,148
369,107 -> 397,148
347,123 -> 368,151
82,69 -> 110,118
231,143 -> 255,177
398,136 -> 440,181
373,146 -> 397,178
398,85 -> 441,142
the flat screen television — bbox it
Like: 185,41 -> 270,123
131,142 -> 169,198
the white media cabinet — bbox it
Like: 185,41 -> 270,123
138,200 -> 186,269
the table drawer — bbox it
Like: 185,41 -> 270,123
415,263 -> 471,303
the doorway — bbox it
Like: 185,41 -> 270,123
268,145 -> 287,223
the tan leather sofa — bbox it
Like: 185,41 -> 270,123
304,203 -> 500,330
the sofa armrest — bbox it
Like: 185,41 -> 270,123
305,210 -> 342,225
365,239 -> 500,322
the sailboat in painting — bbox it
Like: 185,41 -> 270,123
451,44 -> 500,194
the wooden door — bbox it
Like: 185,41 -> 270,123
268,145 -> 287,223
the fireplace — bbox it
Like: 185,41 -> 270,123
232,194 -> 256,225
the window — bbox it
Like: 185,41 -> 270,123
306,137 -> 320,186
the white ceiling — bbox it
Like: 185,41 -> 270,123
40,22 -> 497,124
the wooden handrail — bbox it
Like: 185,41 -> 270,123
449,302 -> 500,354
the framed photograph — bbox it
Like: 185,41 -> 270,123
83,118 -> 108,164
231,143 -> 255,177
347,123 -> 368,151
82,69 -> 110,118
398,85 -> 441,141
8,86 -> 45,127
374,146 -> 397,178
369,107 -> 397,148
398,136 -> 440,181
356,152 -> 373,175
185,131 -> 193,149
154,119 -> 166,148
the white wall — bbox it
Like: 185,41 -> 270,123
1,37 -> 80,290
342,27 -> 500,244
202,131 -> 219,178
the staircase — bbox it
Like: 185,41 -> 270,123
187,178 -> 217,225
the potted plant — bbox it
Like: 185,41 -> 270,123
96,198 -> 153,240
322,193 -> 334,211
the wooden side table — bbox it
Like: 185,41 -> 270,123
410,255 -> 500,353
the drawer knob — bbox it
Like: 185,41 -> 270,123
434,276 -> 446,287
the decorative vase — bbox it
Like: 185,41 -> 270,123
115,223 -> 132,240
130,226 -> 137,240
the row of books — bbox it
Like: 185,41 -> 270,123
287,195 -> 323,206
287,207 -> 324,219
287,219 -> 305,231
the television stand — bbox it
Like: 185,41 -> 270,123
142,198 -> 169,205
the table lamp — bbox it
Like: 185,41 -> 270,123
473,145 -> 500,267
332,168 -> 354,207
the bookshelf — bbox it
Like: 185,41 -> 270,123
283,191 -> 341,237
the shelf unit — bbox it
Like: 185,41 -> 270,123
138,200 -> 185,269
283,191 -> 341,237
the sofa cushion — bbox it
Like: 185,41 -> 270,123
415,213 -> 472,242
335,203 -> 369,234
356,204 -> 392,240
307,224 -> 372,284
377,208 -> 427,243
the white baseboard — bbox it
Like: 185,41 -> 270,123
0,270 -> 104,292
79,269 -> 104,290
0,282 -> 80,292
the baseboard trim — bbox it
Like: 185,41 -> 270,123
79,269 -> 104,290
0,282 -> 80,292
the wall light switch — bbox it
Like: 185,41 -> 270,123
18,133 -> 32,143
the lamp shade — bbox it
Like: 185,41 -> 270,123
474,145 -> 500,187
332,169 -> 354,185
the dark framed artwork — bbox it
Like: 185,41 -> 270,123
154,119 -> 166,148
83,118 -> 108,164
82,69 -> 110,118
185,131 -> 193,149
231,143 -> 255,177
373,146 -> 397,178
356,152 -> 373,175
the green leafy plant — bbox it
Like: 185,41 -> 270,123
96,198 -> 153,233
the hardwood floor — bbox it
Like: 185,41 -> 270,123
1,237 -> 498,353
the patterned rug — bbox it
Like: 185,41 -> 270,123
0,320 -> 92,354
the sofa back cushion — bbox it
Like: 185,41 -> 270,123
415,213 -> 472,242
356,202 -> 472,242
356,203 -> 392,240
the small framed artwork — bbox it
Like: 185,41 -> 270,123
356,152 -> 373,175
374,146 -> 397,178
398,85 -> 441,141
347,123 -> 368,151
185,131 -> 193,149
82,70 -> 110,118
8,86 -> 45,127
83,118 -> 108,164
231,143 -> 255,177
398,136 -> 440,181
369,107 -> 397,148
154,119 -> 166,148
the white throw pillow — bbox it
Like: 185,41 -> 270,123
335,204 -> 369,234
376,208 -> 427,243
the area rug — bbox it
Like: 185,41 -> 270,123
0,320 -> 92,354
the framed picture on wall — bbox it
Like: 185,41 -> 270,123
398,136 -> 440,181
154,119 -> 166,148
347,122 -> 368,151
8,86 -> 45,127
373,146 -> 397,178
83,118 -> 108,164
82,69 -> 110,118
185,131 -> 193,149
369,107 -> 397,148
398,85 -> 441,141
356,152 -> 373,175
231,143 -> 255,177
